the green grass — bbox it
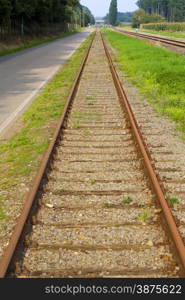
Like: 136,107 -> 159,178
0,29 -> 81,57
118,26 -> 185,39
83,129 -> 90,135
86,95 -> 96,100
72,110 -> 101,120
87,102 -> 94,106
122,196 -> 133,205
72,121 -> 82,129
141,22 -> 185,37
72,111 -> 89,118
0,32 -> 94,218
166,195 -> 181,206
102,28 -> 185,137
87,179 -> 96,185
104,203 -> 117,208
141,29 -> 185,39
138,210 -> 151,222
0,208 -> 5,220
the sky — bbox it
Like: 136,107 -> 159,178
80,0 -> 138,17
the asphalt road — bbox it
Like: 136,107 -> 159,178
0,29 -> 92,137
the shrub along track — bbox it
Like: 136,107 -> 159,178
0,31 -> 185,278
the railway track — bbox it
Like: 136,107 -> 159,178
0,30 -> 185,278
114,28 -> 185,49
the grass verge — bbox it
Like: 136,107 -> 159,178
0,32 -> 94,218
0,29 -> 81,57
117,26 -> 185,39
102,28 -> 185,136
141,29 -> 185,39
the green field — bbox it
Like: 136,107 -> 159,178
102,28 -> 185,136
141,22 -> 185,38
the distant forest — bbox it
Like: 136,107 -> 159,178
104,12 -> 133,24
137,0 -> 185,22
117,12 -> 133,22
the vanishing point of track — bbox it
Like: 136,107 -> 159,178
0,31 -> 185,278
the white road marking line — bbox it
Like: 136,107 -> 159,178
0,31 -> 91,137
0,67 -> 59,135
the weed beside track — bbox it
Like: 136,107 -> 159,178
102,29 -> 185,137
0,33 -> 94,255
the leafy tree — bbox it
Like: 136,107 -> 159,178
0,0 -> 11,25
0,0 -> 95,31
132,9 -> 146,27
117,12 -> 133,22
81,6 -> 95,26
109,0 -> 117,26
132,9 -> 165,27
104,11 -> 133,24
136,0 -> 185,22
148,13 -> 166,22
104,13 -> 109,24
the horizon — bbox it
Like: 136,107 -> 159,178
80,0 -> 138,17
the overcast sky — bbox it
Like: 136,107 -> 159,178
80,0 -> 138,17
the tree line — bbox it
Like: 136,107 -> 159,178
137,0 -> 185,22
104,11 -> 133,25
103,0 -> 118,25
132,9 -> 165,27
117,12 -> 133,23
0,0 -> 95,28
105,1 -> 133,25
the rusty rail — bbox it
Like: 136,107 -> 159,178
0,30 -> 185,277
114,28 -> 185,49
101,32 -> 185,271
0,33 -> 95,278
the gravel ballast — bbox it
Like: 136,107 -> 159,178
11,32 -> 182,278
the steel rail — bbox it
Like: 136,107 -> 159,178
101,32 -> 185,271
1,30 -> 185,278
0,33 -> 95,278
114,28 -> 185,49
